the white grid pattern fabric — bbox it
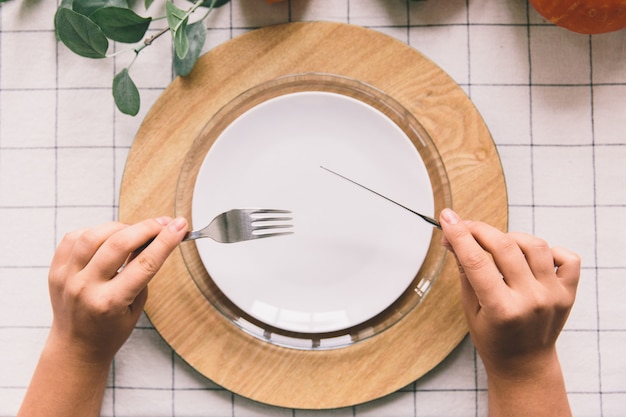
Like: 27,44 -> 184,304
1,0 -> 625,416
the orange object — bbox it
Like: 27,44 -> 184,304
529,0 -> 626,34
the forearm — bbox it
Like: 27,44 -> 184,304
486,350 -> 572,417
18,334 -> 111,417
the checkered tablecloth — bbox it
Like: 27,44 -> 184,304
1,1 -> 625,416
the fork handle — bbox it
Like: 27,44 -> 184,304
127,237 -> 155,263
182,230 -> 200,241
132,229 -> 197,261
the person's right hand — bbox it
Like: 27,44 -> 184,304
438,208 -> 580,379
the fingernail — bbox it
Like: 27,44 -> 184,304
168,217 -> 187,233
441,208 -> 460,225
155,216 -> 172,226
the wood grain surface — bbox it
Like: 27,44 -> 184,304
119,22 -> 508,409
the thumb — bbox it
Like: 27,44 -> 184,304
439,209 -> 480,312
114,217 -> 188,304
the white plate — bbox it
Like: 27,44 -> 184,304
191,91 -> 434,334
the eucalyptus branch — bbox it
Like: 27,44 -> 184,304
55,0 -> 230,115
144,26 -> 170,47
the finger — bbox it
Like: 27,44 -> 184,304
441,236 -> 481,313
50,228 -> 86,273
508,232 -> 555,282
441,235 -> 453,252
49,228 -> 88,293
440,220 -> 472,252
86,217 -> 172,280
466,222 -> 533,289
113,217 -> 188,304
439,209 -> 508,305
129,287 -> 149,318
449,246 -> 481,315
68,222 -> 129,270
552,246 -> 581,293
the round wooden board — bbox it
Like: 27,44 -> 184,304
119,22 -> 508,409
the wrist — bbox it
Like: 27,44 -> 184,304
45,327 -> 114,371
483,347 -> 561,382
484,348 -> 572,417
18,332 -> 112,417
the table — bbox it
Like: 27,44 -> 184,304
1,1 -> 625,416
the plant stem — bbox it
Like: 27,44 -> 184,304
108,0 -> 218,64
143,27 -> 170,47
173,0 -> 214,33
141,0 -> 214,50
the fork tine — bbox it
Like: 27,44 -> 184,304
256,230 -> 294,236
251,231 -> 294,240
248,209 -> 292,220
250,209 -> 292,214
251,216 -> 293,223
252,224 -> 294,232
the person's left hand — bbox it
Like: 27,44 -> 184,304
47,217 -> 188,364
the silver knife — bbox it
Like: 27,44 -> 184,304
321,166 -> 441,229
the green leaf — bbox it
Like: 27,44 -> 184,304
90,7 -> 151,43
165,0 -> 189,59
112,68 -> 140,116
190,0 -> 231,8
59,0 -> 74,9
55,7 -> 109,58
174,20 -> 206,77
144,0 -> 154,9
165,0 -> 186,29
72,0 -> 128,17
173,23 -> 189,59
56,0 -> 75,41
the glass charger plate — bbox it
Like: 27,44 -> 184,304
176,73 -> 451,349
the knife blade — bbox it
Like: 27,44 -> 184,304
321,166 -> 441,229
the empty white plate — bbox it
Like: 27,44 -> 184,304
191,90 -> 435,334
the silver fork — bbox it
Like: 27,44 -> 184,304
183,208 -> 294,243
127,209 -> 293,266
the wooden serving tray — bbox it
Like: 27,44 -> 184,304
119,22 -> 507,409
